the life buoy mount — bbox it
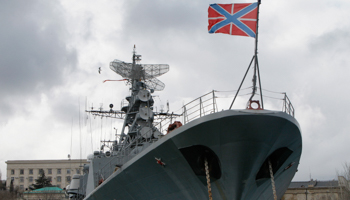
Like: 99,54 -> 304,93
247,100 -> 263,110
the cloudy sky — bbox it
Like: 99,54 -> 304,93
1,0 -> 350,182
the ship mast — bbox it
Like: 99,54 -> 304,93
230,0 -> 263,109
86,46 -> 172,154
248,0 -> 263,108
118,45 -> 154,147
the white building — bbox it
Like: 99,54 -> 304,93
282,177 -> 350,200
5,159 -> 88,191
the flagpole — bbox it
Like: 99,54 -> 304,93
229,1 -> 264,109
254,0 -> 261,58
257,0 -> 264,109
248,0 -> 263,109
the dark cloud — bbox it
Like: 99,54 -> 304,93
309,29 -> 350,60
0,1 -> 77,120
122,0 -> 203,38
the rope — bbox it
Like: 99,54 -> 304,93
268,159 -> 277,200
258,87 -> 286,94
214,86 -> 252,93
205,157 -> 213,200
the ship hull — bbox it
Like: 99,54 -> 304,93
84,109 -> 302,200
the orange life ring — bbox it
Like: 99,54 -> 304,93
247,100 -> 262,110
167,121 -> 183,134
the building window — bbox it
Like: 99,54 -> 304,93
20,185 -> 24,190
20,169 -> 24,175
29,177 -> 33,182
76,168 -> 81,174
57,169 -> 61,174
66,176 -> 71,182
67,169 -> 71,174
11,170 -> 14,175
47,176 -> 52,182
38,169 -> 44,174
57,176 -> 61,182
11,177 -> 14,181
29,169 -> 33,175
48,169 -> 52,174
20,177 -> 24,183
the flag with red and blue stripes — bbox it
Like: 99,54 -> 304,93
208,3 -> 258,37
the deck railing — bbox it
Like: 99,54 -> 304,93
154,90 -> 295,133
153,90 -> 218,133
93,90 -> 295,184
182,90 -> 218,124
282,93 -> 295,117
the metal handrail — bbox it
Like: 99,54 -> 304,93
93,90 -> 296,183
282,93 -> 295,117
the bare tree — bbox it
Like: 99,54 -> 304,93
340,163 -> 350,180
337,162 -> 350,200
0,169 -> 2,189
0,191 -> 16,200
0,170 -> 18,200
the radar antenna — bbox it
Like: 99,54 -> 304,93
109,47 -> 169,91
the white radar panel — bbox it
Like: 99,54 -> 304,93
137,90 -> 151,102
109,59 -> 169,91
139,107 -> 154,120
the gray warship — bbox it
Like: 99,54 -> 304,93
66,46 -> 302,200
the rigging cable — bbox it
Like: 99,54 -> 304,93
70,118 -> 73,159
89,114 -> 93,153
100,116 -> 103,150
79,99 -> 82,167
259,87 -> 286,94
104,117 -> 107,143
214,86 -> 253,93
